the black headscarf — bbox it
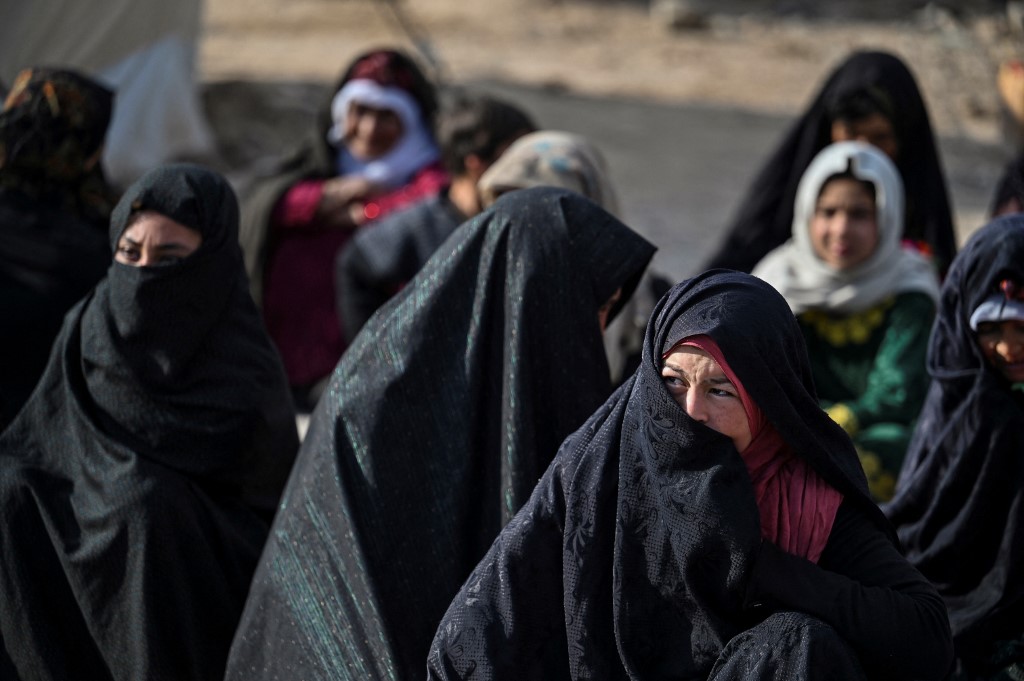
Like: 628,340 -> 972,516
702,50 -> 956,274
884,216 -> 1024,668
0,164 -> 298,680
225,188 -> 655,681
0,68 -> 117,426
989,151 -> 1024,217
426,270 -> 894,680
0,67 -> 118,227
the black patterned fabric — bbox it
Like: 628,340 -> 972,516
0,164 -> 298,680
225,188 -> 656,681
702,51 -> 956,274
885,216 -> 1024,678
428,270 -> 953,681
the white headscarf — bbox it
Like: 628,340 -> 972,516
753,141 -> 940,314
327,78 -> 439,189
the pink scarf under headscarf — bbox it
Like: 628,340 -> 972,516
670,335 -> 843,563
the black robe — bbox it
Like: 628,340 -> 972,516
225,188 -> 656,681
702,50 -> 956,274
0,164 -> 298,681
428,270 -> 952,681
884,216 -> 1024,676
0,187 -> 109,429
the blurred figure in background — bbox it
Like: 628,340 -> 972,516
239,48 -> 446,410
704,50 -> 957,276
0,68 -> 116,430
0,0 -> 215,189
476,129 -> 673,384
335,92 -> 536,344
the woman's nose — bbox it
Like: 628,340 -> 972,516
998,336 -> 1024,359
685,391 -> 708,423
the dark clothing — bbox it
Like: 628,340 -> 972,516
0,67 -> 117,229
0,187 -> 109,429
885,216 -> 1024,677
703,51 -> 956,274
0,68 -> 117,427
225,188 -> 655,681
335,187 -> 465,342
428,270 -> 952,681
0,164 -> 299,681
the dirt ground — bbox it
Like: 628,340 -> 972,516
199,0 -> 1024,144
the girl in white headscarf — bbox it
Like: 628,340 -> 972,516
753,141 -> 940,501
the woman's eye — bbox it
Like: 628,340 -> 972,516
709,387 -> 735,398
662,376 -> 684,389
117,246 -> 139,261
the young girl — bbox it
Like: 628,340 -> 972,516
753,141 -> 940,501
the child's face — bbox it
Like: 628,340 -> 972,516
809,177 -> 880,271
976,319 -> 1024,383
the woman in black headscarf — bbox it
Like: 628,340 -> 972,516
428,270 -> 952,681
226,187 -> 656,681
0,67 -> 118,429
702,50 -> 956,275
0,164 -> 298,681
884,217 -> 1024,680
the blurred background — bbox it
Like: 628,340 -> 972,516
4,0 -> 1022,279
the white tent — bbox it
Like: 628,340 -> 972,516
0,0 -> 216,189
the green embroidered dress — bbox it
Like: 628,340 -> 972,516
798,292 -> 935,501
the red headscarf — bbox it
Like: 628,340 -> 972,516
668,335 -> 843,563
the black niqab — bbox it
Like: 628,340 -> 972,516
225,188 -> 655,681
884,216 -> 1024,666
0,164 -> 298,680
703,50 -> 956,274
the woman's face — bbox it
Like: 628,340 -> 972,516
345,102 -> 404,160
976,319 -> 1024,383
810,177 -> 879,271
115,211 -> 202,267
661,346 -> 752,452
831,113 -> 899,160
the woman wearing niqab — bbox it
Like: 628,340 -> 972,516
884,217 -> 1024,679
0,68 -> 118,428
226,187 -> 656,681
702,50 -> 956,275
0,164 -> 299,680
427,270 -> 952,681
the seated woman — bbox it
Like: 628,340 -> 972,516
0,164 -> 299,680
0,68 -> 118,429
238,48 -> 447,409
753,141 -> 940,501
427,270 -> 952,681
884,216 -> 1024,680
225,188 -> 656,681
703,50 -> 956,275
476,129 -> 672,385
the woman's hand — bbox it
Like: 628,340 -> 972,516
318,176 -> 378,229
